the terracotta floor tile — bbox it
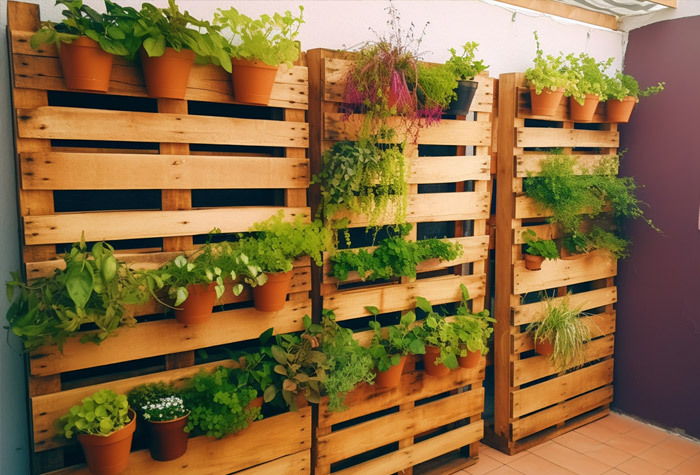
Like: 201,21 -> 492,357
576,422 -> 623,443
597,413 -> 645,434
556,430 -> 603,452
465,454 -> 504,475
637,445 -> 687,470
585,442 -> 634,467
656,435 -> 700,458
480,445 -> 530,464
602,469 -> 629,475
626,424 -> 672,445
481,466 -> 525,475
506,453 -> 564,475
527,441 -> 610,475
670,453 -> 700,475
616,456 -> 667,475
606,433 -> 655,455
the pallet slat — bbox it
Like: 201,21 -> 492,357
516,127 -> 619,149
516,154 -> 616,177
513,251 -> 617,294
410,155 -> 491,183
513,287 -> 618,325
512,312 -> 616,354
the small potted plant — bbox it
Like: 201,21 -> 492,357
525,32 -> 570,116
414,296 -> 460,377
55,389 -> 135,475
522,229 -> 559,271
128,382 -> 189,461
452,284 -> 495,368
526,297 -> 591,372
605,71 -> 664,123
565,53 -> 613,122
443,41 -> 488,115
30,0 -> 133,92
366,306 -> 425,388
214,6 -> 304,105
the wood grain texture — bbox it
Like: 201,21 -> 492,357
512,311 -> 616,354
516,127 -> 619,149
234,450 -> 310,474
516,153 -> 617,177
410,155 -> 491,183
512,287 -> 617,325
513,251 -> 617,294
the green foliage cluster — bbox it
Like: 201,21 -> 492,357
55,389 -> 131,438
413,296 -> 461,369
128,382 -> 188,422
522,229 -> 559,260
417,62 -> 459,109
525,32 -> 570,94
214,6 -> 304,67
605,72 -> 665,101
127,381 -> 177,412
366,307 -> 425,372
564,227 -> 629,259
330,225 -> 463,281
452,284 -> 495,356
446,42 -> 488,81
565,53 -> 614,104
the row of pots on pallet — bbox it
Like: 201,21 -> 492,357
61,38 -> 276,104
377,347 -> 483,387
530,86 -> 637,123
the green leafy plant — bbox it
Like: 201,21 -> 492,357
127,382 -> 187,422
330,224 -> 463,281
414,296 -> 460,369
526,297 -> 591,372
30,0 -> 133,57
565,53 -> 613,104
55,389 -> 131,439
522,229 -> 559,260
446,41 -> 488,81
5,236 -> 155,351
319,310 -> 375,412
233,328 -> 280,406
452,284 -> 495,356
525,31 -> 570,94
366,306 -> 425,372
605,72 -> 664,102
564,227 -> 629,259
214,6 -> 304,67
416,62 -> 459,110
183,366 -> 260,438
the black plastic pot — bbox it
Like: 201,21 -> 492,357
445,80 -> 479,115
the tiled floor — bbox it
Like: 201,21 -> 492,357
455,412 -> 700,475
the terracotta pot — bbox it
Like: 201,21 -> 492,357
569,94 -> 600,122
253,270 -> 293,312
231,59 -> 279,105
457,349 -> 481,369
535,337 -> 555,356
58,36 -> 113,92
140,47 -> 195,99
606,96 -> 636,123
247,396 -> 264,410
445,80 -> 479,115
529,86 -> 565,116
375,355 -> 407,388
523,254 -> 545,271
175,282 -> 216,324
422,345 -> 451,377
77,409 -> 136,475
146,413 -> 189,462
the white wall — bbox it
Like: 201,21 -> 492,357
622,0 -> 700,32
0,1 -> 625,472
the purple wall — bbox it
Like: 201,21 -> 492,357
615,16 -> 700,439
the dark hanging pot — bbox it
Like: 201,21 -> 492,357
422,345 -> 451,377
58,36 -> 113,92
375,355 -> 407,388
253,270 -> 293,312
140,47 -> 195,99
77,409 -> 136,475
146,413 -> 189,462
445,80 -> 479,115
175,282 -> 216,324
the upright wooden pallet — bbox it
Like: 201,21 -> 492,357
8,2 -> 311,473
307,48 -> 495,474
488,73 -> 618,454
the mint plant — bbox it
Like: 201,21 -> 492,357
55,389 -> 131,438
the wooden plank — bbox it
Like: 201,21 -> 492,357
29,299 -> 311,377
515,154 -> 616,177
516,127 -> 618,149
20,152 -> 309,190
324,113 -> 491,146
17,106 -> 309,147
317,389 -> 484,465
513,251 -> 617,294
234,450 -> 310,474
333,420 -> 483,475
511,359 -> 614,418
324,274 -> 486,322
24,206 -> 310,245
646,1 -> 676,8
512,335 -> 615,386
48,408 -> 311,475
513,287 -> 617,325
512,311 -> 616,354
511,387 -> 613,441
410,155 -> 491,183
512,223 -> 562,244
493,0 -> 618,30
514,195 -> 611,220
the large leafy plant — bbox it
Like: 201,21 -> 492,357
446,41 -> 488,81
414,296 -> 460,369
565,53 -> 613,104
366,306 -> 425,373
525,31 -> 570,94
605,72 -> 664,101
214,6 -> 304,67
452,284 -> 495,356
522,229 -> 559,260
55,389 -> 131,439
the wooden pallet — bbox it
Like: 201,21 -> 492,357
7,2 -> 312,473
488,73 -> 618,455
307,48 -> 495,473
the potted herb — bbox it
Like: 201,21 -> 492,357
128,382 -> 189,461
236,213 -> 331,312
443,41 -> 488,115
366,307 -> 425,388
522,229 -> 559,270
525,32 -> 570,116
55,389 -> 135,475
414,296 -> 459,377
214,6 -> 304,105
565,53 -> 613,122
30,0 -> 134,92
453,284 -> 495,368
605,72 -> 664,123
526,297 -> 590,372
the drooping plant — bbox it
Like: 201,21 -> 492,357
605,72 -> 664,102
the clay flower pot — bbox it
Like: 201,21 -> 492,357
58,36 -> 113,92
140,47 -> 195,99
457,349 -> 481,369
534,337 -> 555,356
77,409 -> 136,475
375,355 -> 407,388
422,345 -> 451,377
606,96 -> 636,123
530,86 -> 565,116
445,80 -> 479,115
146,413 -> 189,462
231,58 -> 279,105
523,254 -> 545,271
175,282 -> 216,324
569,94 -> 600,122
253,270 -> 293,312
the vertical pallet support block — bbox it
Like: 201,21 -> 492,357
487,73 -> 618,455
308,48 -> 496,475
8,1 -> 312,472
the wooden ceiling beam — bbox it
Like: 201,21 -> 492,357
493,0 -> 619,30
646,0 -> 677,7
